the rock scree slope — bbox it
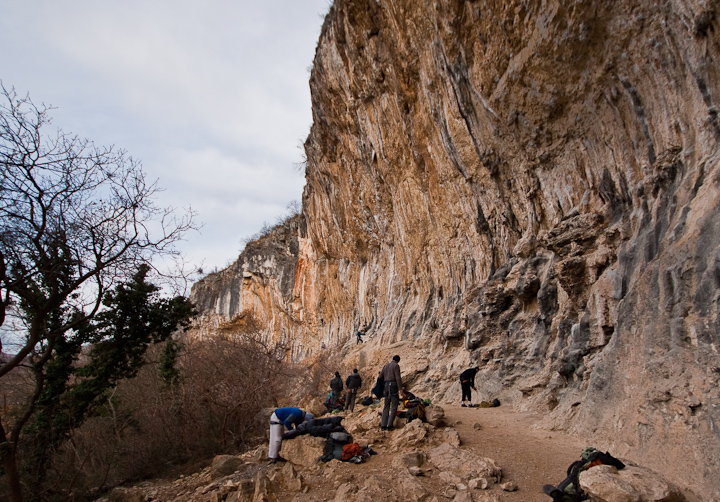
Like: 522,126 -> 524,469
102,404 -> 687,502
190,0 -> 720,498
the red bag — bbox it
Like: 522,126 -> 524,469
341,442 -> 364,460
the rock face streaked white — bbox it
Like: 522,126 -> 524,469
190,0 -> 720,498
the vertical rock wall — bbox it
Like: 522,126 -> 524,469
301,0 -> 720,497
191,0 -> 720,497
190,216 -> 320,360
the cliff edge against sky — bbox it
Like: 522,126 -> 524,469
191,0 -> 720,497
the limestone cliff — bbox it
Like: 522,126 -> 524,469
191,0 -> 720,498
190,215 -> 320,360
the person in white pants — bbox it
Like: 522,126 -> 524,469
268,407 -> 312,463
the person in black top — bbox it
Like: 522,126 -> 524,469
344,368 -> 362,412
329,371 -> 344,406
459,366 -> 480,407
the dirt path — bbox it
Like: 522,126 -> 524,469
443,404 -> 586,501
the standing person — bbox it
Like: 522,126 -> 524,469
329,371 -> 344,406
345,368 -> 363,412
459,365 -> 480,407
380,355 -> 402,430
268,407 -> 311,464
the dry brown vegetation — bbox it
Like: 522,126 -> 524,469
0,319 -> 315,501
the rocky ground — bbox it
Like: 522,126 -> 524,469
101,402 -> 690,502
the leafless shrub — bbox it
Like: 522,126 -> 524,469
287,349 -> 349,409
41,316 -> 293,497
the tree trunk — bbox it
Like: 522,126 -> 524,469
1,421 -> 24,502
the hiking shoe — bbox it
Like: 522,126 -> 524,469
275,456 -> 287,462
461,403 -> 467,407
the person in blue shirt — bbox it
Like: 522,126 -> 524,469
268,407 -> 312,463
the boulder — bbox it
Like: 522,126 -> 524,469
226,479 -> 255,502
333,482 -> 374,502
439,471 -> 464,488
580,464 -> 687,502
253,472 -> 271,502
240,445 -> 268,463
391,420 -> 429,448
468,478 -> 490,490
267,463 -> 306,492
428,442 -> 501,483
499,481 -> 517,492
392,450 -> 427,469
395,470 -> 430,501
431,428 -> 461,447
451,492 -> 474,502
334,482 -> 358,502
210,454 -> 244,480
345,408 -> 381,434
280,435 -> 326,467
425,405 -> 445,426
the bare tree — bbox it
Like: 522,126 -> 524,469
0,85 -> 197,502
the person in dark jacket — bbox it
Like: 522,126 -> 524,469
344,369 -> 363,412
380,355 -> 402,430
330,371 -> 344,406
371,371 -> 383,399
459,366 -> 480,407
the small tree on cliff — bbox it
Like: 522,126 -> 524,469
0,85 -> 197,502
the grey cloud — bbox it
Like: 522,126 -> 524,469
1,0 -> 328,276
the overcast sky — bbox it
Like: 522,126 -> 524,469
0,0 -> 330,282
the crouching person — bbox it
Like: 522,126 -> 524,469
268,407 -> 312,464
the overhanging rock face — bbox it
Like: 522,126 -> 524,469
192,1 -> 720,498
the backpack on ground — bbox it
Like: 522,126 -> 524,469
360,396 -> 374,406
405,400 -> 426,422
341,442 -> 364,461
543,447 -> 625,502
320,437 -> 346,462
329,431 -> 352,443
